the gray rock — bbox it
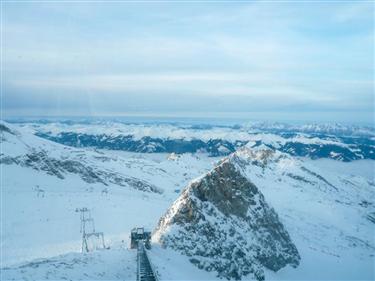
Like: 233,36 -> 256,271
153,159 -> 300,280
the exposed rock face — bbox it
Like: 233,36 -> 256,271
153,159 -> 300,280
1,150 -> 161,193
0,122 -> 162,194
0,123 -> 15,135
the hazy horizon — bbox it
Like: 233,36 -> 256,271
2,1 -> 374,124
3,112 -> 374,127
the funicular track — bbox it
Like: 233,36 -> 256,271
137,243 -> 158,281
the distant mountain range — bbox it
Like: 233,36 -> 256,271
12,120 -> 375,161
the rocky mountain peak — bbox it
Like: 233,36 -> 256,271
228,144 -> 286,170
152,158 -> 300,280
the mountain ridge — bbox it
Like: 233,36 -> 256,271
152,154 -> 300,280
16,121 -> 374,161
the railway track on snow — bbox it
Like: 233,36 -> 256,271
137,243 -> 158,281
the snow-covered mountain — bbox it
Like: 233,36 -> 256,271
150,145 -> 375,280
1,122 -> 161,193
243,121 -> 375,137
1,120 -> 374,280
0,121 -> 216,269
13,120 -> 375,161
153,156 -> 300,281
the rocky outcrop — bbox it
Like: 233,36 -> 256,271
0,149 -> 161,193
152,158 -> 300,280
0,122 -> 162,194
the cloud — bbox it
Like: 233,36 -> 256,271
332,2 -> 374,23
2,1 -> 374,123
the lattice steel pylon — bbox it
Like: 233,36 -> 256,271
75,207 -> 105,253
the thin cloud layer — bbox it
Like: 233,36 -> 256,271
2,1 -> 374,123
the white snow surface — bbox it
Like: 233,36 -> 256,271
231,147 -> 375,280
1,122 -> 217,279
1,121 -> 374,280
150,147 -> 375,280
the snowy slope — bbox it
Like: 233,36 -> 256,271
1,122 -> 162,193
1,245 -> 136,281
149,145 -> 375,280
0,121 -> 216,268
231,146 -> 375,280
1,121 -> 374,280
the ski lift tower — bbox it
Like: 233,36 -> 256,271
76,207 -> 106,252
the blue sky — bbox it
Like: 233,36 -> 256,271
2,1 -> 374,123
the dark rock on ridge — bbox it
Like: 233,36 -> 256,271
153,159 -> 300,280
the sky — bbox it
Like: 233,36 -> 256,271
2,1 -> 374,124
